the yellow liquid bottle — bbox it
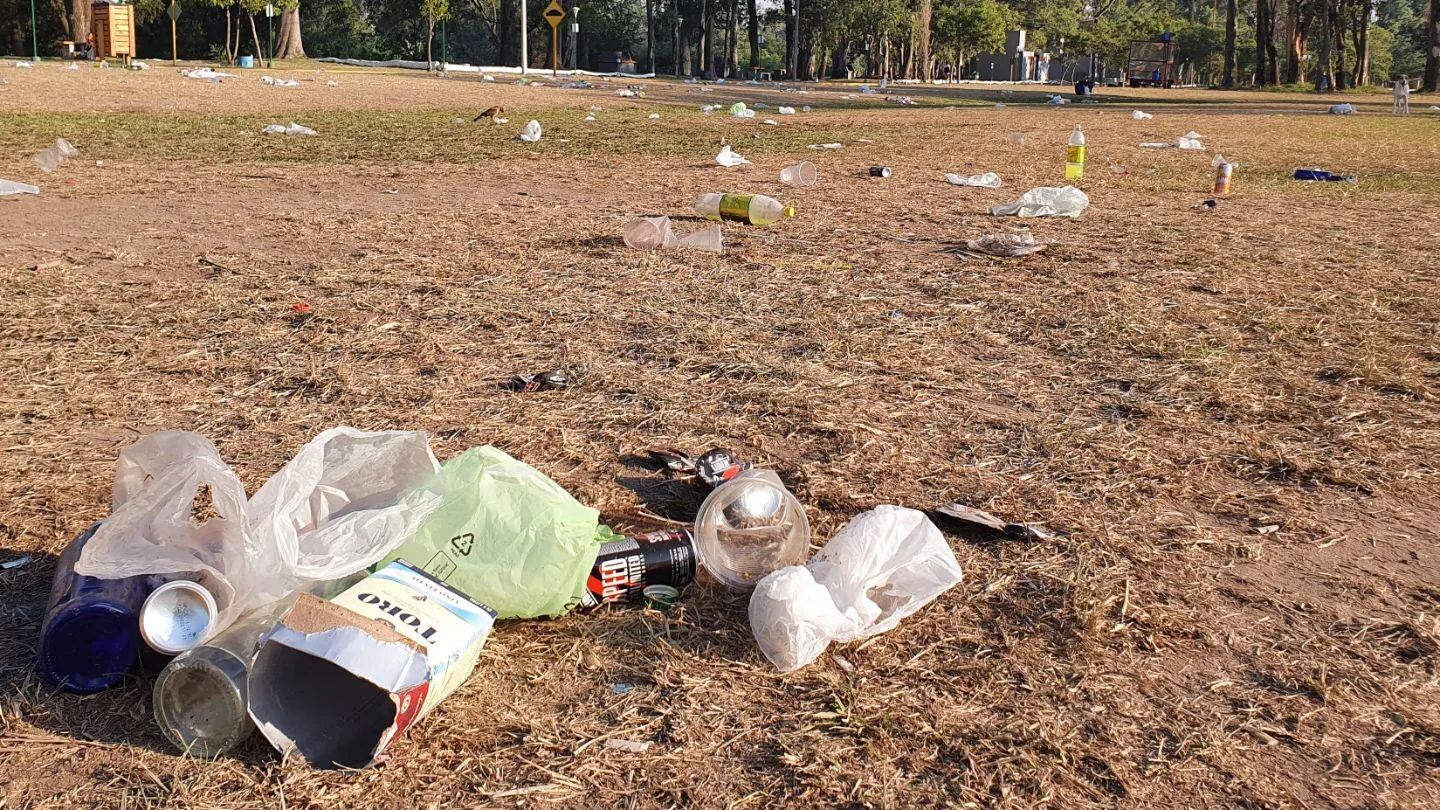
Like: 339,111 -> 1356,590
1065,125 -> 1086,181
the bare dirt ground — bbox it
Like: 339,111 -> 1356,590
1,62 -> 1439,808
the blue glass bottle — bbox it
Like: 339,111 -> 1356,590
38,522 -> 149,694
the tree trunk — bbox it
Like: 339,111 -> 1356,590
69,0 -> 89,47
497,0 -> 515,65
746,0 -> 759,70
223,6 -> 234,64
274,6 -> 305,59
645,0 -> 655,72
672,2 -> 681,77
700,0 -> 710,76
726,0 -> 738,77
916,0 -> 932,82
1315,0 -> 1334,90
1255,0 -> 1269,84
249,13 -> 263,60
789,0 -> 800,78
1222,0 -> 1237,86
1333,0 -> 1348,89
427,19 -> 434,68
679,16 -> 691,75
1425,0 -> 1439,91
1354,0 -> 1370,85
1284,0 -> 1309,83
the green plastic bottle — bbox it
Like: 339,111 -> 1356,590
693,193 -> 797,226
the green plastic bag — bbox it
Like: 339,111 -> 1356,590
377,446 -> 602,619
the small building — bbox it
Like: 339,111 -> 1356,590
91,1 -> 137,61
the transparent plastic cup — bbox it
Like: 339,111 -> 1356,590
778,161 -> 818,188
33,138 -> 80,173
623,216 -> 671,250
694,470 -> 810,591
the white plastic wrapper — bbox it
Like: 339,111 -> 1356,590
76,427 -> 443,637
1131,110 -> 1153,120
749,506 -> 963,672
715,145 -> 750,167
945,172 -> 1003,188
518,119 -> 542,142
989,186 -> 1089,218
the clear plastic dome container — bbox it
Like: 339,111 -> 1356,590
694,470 -> 810,590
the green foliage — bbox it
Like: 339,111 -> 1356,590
934,0 -> 1017,58
422,0 -> 451,24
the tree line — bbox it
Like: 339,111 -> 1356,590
5,0 -> 1435,89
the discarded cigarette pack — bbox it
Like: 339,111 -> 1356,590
248,560 -> 496,768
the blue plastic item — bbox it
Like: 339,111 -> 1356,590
238,55 -> 255,68
1293,168 -> 1355,183
38,523 -> 149,694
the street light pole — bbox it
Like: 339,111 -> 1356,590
570,7 -> 578,70
29,0 -> 39,62
520,0 -> 529,74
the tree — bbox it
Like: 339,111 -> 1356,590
915,0 -> 932,79
1284,0 -> 1312,82
1222,0 -> 1238,85
1256,0 -> 1278,84
1315,0 -> 1335,88
1353,0 -> 1372,84
274,0 -> 305,57
1426,0 -> 1439,89
746,0 -> 759,70
422,0 -> 450,66
69,0 -> 89,47
934,0 -> 1011,67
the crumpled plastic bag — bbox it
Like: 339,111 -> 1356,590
261,75 -> 299,87
623,216 -> 722,253
749,506 -> 963,672
76,428 -> 443,636
715,145 -> 750,167
945,172 -> 1002,188
518,119 -> 542,142
990,185 -> 1089,218
1177,136 -> 1204,150
965,232 -> 1046,257
1329,103 -> 1355,115
375,445 -> 603,619
262,122 -> 317,136
0,179 -> 40,196
183,67 -> 235,80
1131,110 -> 1153,120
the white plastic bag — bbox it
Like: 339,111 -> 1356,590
77,432 -> 254,624
76,427 -> 443,637
0,179 -> 40,196
715,145 -> 750,167
749,506 -> 963,672
262,122 -> 317,136
1131,110 -> 1153,120
945,172 -> 1003,188
990,186 -> 1089,218
518,119 -> 542,142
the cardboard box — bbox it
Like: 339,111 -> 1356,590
248,560 -> 496,768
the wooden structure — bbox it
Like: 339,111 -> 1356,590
91,3 -> 137,62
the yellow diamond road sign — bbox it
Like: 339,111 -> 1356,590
543,0 -> 565,27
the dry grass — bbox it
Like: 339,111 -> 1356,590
1,63 -> 1439,807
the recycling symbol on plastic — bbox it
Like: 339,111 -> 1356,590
450,533 -> 475,556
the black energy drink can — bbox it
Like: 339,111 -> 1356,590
869,166 -> 892,178
579,529 -> 698,610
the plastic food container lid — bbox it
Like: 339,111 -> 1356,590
140,580 -> 217,655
